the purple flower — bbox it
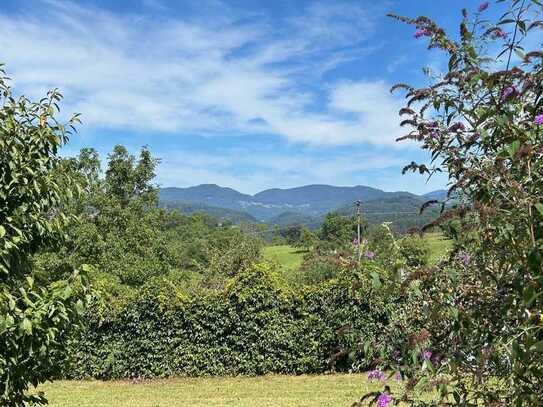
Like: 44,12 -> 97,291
478,2 -> 489,12
414,28 -> 431,39
492,28 -> 508,39
534,114 -> 543,125
364,250 -> 375,260
449,122 -> 465,132
422,350 -> 433,360
377,393 -> 393,407
368,369 -> 385,381
457,252 -> 472,265
501,85 -> 518,100
394,371 -> 402,382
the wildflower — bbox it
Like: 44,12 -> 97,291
422,350 -> 433,360
534,114 -> 543,125
414,28 -> 431,39
394,371 -> 402,382
449,122 -> 465,132
364,250 -> 375,260
478,2 -> 489,12
457,252 -> 472,265
501,85 -> 518,100
377,393 -> 393,407
368,369 -> 385,381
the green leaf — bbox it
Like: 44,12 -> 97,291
535,203 -> 543,217
0,225 -> 5,238
507,140 -> 521,158
21,318 -> 32,335
531,341 -> 543,352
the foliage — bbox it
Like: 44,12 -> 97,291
318,213 -> 358,249
64,263 -> 388,379
397,235 -> 430,268
362,1 -> 543,404
0,68 -> 90,406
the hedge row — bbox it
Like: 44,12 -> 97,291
64,265 -> 389,379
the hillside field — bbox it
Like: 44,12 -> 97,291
262,244 -> 306,276
263,233 -> 452,279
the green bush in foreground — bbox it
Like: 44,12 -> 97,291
64,263 -> 390,379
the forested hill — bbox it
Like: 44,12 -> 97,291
159,184 -> 445,230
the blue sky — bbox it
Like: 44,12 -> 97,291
1,0 -> 502,194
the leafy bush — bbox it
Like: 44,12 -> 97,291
64,263 -> 390,379
398,235 -> 430,267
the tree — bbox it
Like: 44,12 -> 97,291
319,213 -> 357,248
105,145 -> 159,208
0,67 -> 90,405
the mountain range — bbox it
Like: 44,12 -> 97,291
159,184 -> 447,231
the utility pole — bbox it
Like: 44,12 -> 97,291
355,200 -> 362,262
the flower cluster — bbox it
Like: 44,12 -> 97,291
364,250 -> 375,260
492,28 -> 508,39
414,28 -> 431,39
377,393 -> 393,407
367,369 -> 385,381
449,122 -> 465,132
478,2 -> 489,12
501,85 -> 518,100
534,114 -> 543,125
456,252 -> 472,265
422,350 -> 433,360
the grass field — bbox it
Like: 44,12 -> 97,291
424,232 -> 452,265
263,244 -> 305,274
38,374 -> 398,407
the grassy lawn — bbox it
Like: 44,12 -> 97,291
37,374 -> 397,407
263,245 -> 305,275
424,232 -> 453,265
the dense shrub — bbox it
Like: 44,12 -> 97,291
64,263 -> 390,379
397,235 -> 430,267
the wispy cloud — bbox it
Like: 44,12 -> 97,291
0,0 -> 407,146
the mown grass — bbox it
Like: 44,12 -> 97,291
263,245 -> 305,275
424,232 -> 453,265
38,374 -> 401,407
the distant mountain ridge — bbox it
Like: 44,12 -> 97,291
159,184 -> 446,231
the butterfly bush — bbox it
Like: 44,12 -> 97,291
354,0 -> 543,405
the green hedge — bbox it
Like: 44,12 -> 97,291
65,264 -> 388,379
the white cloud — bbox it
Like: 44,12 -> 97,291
0,0 -> 407,146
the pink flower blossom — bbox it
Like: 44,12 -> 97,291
478,2 -> 489,12
377,393 -> 393,407
368,369 -> 385,381
414,28 -> 431,39
422,350 -> 433,360
449,122 -> 465,132
534,114 -> 543,125
492,28 -> 508,39
364,250 -> 375,260
501,85 -> 518,100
